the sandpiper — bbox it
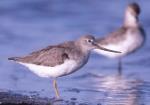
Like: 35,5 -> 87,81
8,35 -> 120,98
94,3 -> 146,74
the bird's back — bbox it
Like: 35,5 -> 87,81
8,41 -> 89,67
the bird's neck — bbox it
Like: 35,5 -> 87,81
123,11 -> 139,28
75,41 -> 90,56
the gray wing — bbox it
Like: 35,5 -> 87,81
96,27 -> 127,45
9,44 -> 71,67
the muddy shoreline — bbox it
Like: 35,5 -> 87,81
0,90 -> 53,105
0,90 -> 92,105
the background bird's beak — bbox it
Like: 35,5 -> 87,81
93,42 -> 121,53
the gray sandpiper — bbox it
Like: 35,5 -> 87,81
94,2 -> 146,74
8,35 -> 120,98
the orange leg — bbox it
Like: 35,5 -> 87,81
53,79 -> 60,99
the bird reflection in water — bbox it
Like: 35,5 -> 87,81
93,72 -> 145,105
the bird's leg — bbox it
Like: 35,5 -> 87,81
118,58 -> 122,75
53,79 -> 60,99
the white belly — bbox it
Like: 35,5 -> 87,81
18,60 -> 80,78
94,33 -> 144,58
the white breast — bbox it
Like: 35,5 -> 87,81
18,60 -> 80,78
94,32 -> 144,58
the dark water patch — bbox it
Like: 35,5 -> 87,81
65,88 -> 80,93
72,72 -> 102,79
66,87 -> 101,93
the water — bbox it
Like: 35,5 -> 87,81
0,0 -> 150,104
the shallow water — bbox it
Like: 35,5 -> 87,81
0,0 -> 150,105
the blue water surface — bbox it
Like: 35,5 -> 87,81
0,0 -> 150,105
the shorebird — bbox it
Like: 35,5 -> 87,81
8,35 -> 120,98
94,3 -> 146,74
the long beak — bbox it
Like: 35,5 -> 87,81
93,42 -> 121,53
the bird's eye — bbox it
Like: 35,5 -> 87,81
87,39 -> 93,43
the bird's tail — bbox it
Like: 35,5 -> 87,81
8,57 -> 20,61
